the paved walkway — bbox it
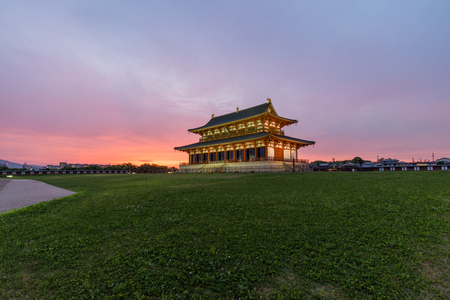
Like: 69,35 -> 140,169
0,179 -> 76,213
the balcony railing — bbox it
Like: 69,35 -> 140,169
199,129 -> 284,142
180,157 -> 309,166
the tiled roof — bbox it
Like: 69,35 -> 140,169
271,133 -> 316,145
174,132 -> 315,151
188,103 -> 297,132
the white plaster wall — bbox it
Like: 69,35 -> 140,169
284,149 -> 290,159
291,149 -> 297,160
268,146 -> 274,157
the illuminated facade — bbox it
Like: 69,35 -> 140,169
174,99 -> 315,172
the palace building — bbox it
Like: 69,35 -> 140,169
174,99 -> 315,173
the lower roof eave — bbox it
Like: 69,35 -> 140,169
174,132 -> 315,151
270,133 -> 315,146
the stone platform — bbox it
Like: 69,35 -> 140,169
179,161 -> 310,173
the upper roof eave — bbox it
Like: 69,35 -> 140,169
188,107 -> 298,133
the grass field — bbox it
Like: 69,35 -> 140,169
1,172 -> 450,299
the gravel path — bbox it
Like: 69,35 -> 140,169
0,179 -> 76,213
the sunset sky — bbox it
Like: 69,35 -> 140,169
1,1 -> 449,167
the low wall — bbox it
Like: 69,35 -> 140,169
179,161 -> 310,173
1,170 -> 129,176
313,165 -> 450,172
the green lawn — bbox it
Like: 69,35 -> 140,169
1,172 -> 449,299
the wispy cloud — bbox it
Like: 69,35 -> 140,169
1,1 -> 449,165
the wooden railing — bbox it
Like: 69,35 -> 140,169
199,129 -> 284,142
180,157 -> 309,166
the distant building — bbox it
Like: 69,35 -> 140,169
341,162 -> 355,167
23,162 -> 32,170
361,162 -> 374,168
437,157 -> 450,164
381,158 -> 400,167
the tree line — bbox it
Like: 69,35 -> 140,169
61,163 -> 173,172
311,157 -> 373,165
1,163 -> 176,172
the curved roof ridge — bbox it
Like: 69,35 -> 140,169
216,103 -> 269,118
188,102 -> 296,132
188,103 -> 270,131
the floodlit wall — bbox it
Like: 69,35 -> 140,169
179,161 -> 311,173
292,149 -> 297,160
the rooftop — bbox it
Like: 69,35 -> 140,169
188,102 -> 297,132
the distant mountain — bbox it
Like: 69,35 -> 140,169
0,159 -> 44,170
0,159 -> 23,168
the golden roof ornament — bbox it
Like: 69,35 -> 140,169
211,114 -> 215,118
267,98 -> 271,103
236,107 -> 239,113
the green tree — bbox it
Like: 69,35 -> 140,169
120,163 -> 138,172
138,163 -> 169,173
83,165 -> 103,170
104,165 -> 123,170
62,166 -> 76,170
138,163 -> 155,172
351,157 -> 365,164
